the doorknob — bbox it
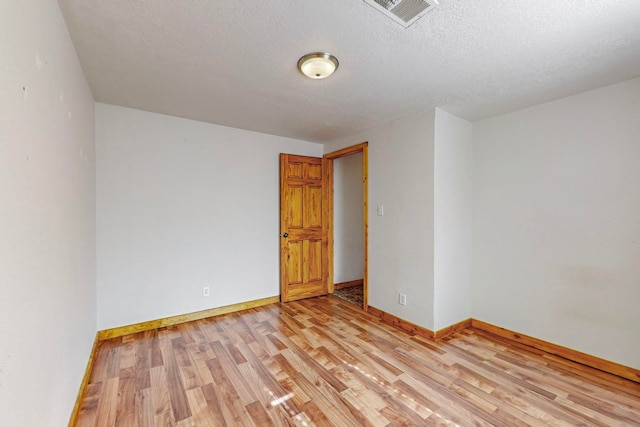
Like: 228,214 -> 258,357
281,232 -> 289,238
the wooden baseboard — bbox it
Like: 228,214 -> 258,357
334,279 -> 364,290
68,333 -> 99,427
471,319 -> 640,384
97,296 -> 280,341
434,318 -> 473,340
364,306 -> 640,384
368,306 -> 436,340
72,296 -> 280,424
368,306 -> 471,341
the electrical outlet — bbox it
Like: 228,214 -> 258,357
399,293 -> 407,305
377,204 -> 384,216
203,286 -> 210,297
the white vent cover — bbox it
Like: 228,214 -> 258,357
364,0 -> 438,28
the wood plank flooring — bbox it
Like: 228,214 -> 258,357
76,296 -> 640,426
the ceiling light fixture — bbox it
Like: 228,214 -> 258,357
297,52 -> 339,79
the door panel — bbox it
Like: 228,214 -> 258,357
306,186 -> 322,228
308,164 -> 322,179
288,186 -> 303,228
280,154 -> 330,302
288,241 -> 303,285
307,240 -> 322,282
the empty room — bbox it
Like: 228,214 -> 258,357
2,1 -> 640,426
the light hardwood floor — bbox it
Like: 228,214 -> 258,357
76,296 -> 640,426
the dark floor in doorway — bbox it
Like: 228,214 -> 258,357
332,285 -> 363,308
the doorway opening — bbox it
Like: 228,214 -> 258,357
324,142 -> 368,310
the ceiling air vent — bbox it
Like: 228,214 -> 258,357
364,0 -> 438,28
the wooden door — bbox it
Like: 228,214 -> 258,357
280,154 -> 332,302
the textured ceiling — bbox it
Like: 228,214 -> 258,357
58,0 -> 640,143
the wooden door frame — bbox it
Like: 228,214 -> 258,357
323,142 -> 369,311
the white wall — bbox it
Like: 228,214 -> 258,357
325,111 -> 436,329
96,104 -> 322,329
433,109 -> 473,330
473,78 -> 640,369
0,1 -> 96,425
333,153 -> 364,283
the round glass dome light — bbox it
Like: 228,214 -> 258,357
297,52 -> 339,79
